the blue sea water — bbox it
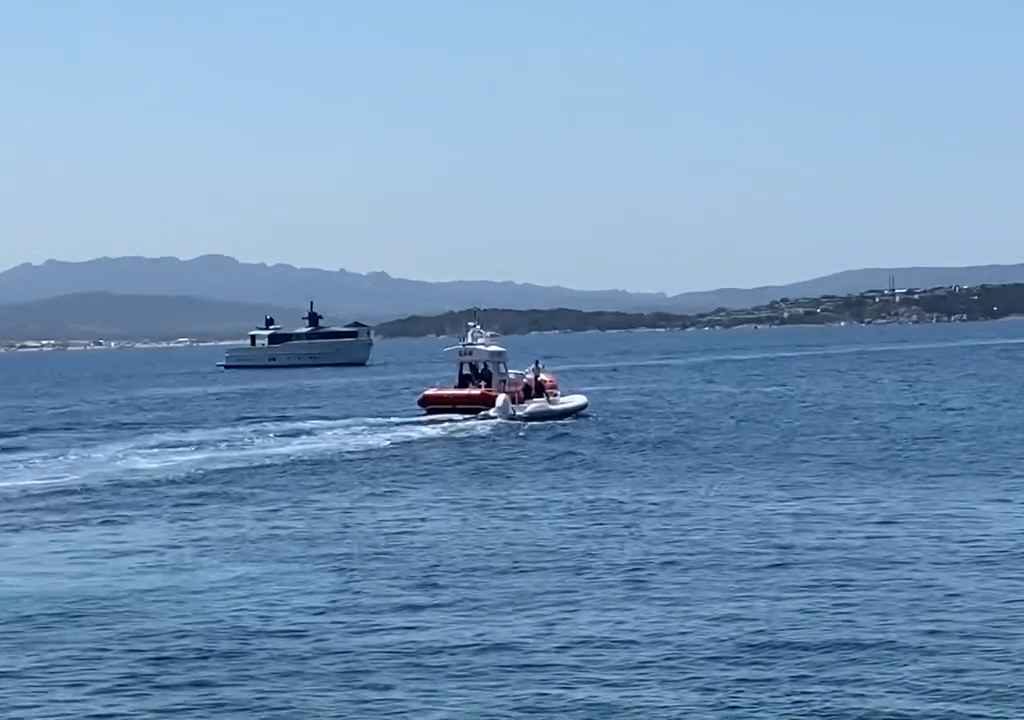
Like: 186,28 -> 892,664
3,323 -> 1024,718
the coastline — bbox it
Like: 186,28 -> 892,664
0,315 -> 991,354
7,285 -> 1024,350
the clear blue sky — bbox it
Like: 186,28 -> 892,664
3,1 -> 1022,293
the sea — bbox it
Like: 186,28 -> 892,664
2,322 -> 1024,719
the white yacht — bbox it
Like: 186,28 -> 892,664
219,302 -> 373,368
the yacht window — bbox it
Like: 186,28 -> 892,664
306,330 -> 359,341
250,335 -> 256,347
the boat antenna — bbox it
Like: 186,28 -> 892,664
304,300 -> 323,328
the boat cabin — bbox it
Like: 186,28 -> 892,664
440,321 -> 510,391
246,302 -> 372,347
450,342 -> 510,391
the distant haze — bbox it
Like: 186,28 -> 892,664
6,257 -> 1024,341
6,255 -> 1024,322
3,4 -> 1023,292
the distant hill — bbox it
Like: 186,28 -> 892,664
8,280 -> 1024,342
0,255 -> 665,319
375,308 -> 692,338
376,284 -> 1024,338
0,292 -> 299,341
662,265 -> 1024,312
4,255 -> 1024,317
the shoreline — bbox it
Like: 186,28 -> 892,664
3,315 -> 1015,353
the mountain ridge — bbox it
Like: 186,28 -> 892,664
6,281 -> 1023,342
4,254 -> 1024,317
0,255 -> 664,319
0,292 -> 301,341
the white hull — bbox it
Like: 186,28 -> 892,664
220,339 -> 373,368
486,393 -> 589,421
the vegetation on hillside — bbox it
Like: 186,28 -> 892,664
375,284 -> 1024,338
4,283 -> 1024,343
375,308 -> 693,338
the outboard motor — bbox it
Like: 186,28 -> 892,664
493,393 -> 514,420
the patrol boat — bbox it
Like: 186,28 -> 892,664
416,319 -> 587,419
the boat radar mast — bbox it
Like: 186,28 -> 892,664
460,309 -> 502,344
303,301 -> 323,329
462,320 -> 487,346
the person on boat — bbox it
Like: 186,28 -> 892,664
521,377 -> 533,401
479,362 -> 493,388
457,363 -> 474,389
530,360 -> 546,400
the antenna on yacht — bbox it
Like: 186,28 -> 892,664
304,301 -> 323,329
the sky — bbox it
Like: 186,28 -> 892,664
2,1 -> 1022,293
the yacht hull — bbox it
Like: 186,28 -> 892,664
220,339 -> 373,368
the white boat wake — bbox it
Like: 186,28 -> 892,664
0,414 -> 494,490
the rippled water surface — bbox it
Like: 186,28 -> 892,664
3,324 -> 1024,718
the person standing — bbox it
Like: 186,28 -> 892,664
531,360 -> 545,398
